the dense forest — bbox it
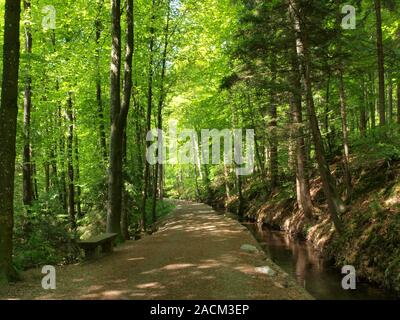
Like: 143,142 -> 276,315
0,0 -> 399,298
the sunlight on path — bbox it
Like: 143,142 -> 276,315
0,202 -> 312,300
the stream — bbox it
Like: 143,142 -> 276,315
245,223 -> 398,300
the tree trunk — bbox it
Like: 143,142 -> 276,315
58,106 -> 68,212
50,147 -> 58,187
107,0 -> 123,238
121,130 -> 130,240
0,0 -> 21,282
203,164 -> 212,203
289,0 -> 344,233
335,0 -> 353,197
325,74 -> 334,155
22,0 -> 34,207
66,93 -> 76,231
360,78 -> 367,137
374,0 -> 386,126
194,163 -> 201,201
370,73 -> 376,129
231,96 -> 244,220
44,112 -> 52,192
73,111 -> 82,218
45,159 -> 50,192
237,173 -> 244,221
51,31 -> 67,212
141,0 -> 156,231
159,163 -> 164,200
247,92 -> 266,178
120,0 -> 134,240
269,59 -> 278,191
290,41 -> 313,219
388,75 -> 393,124
324,73 -> 331,137
223,165 -> 231,208
32,161 -> 39,200
397,80 -> 400,125
288,105 -> 297,173
338,69 -> 352,199
152,0 -> 171,223
95,0 -> 107,162
133,90 -> 144,190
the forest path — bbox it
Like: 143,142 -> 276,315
1,201 -> 312,300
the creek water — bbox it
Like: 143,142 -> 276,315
245,223 -> 398,300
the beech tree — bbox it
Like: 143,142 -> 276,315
22,0 -> 34,207
374,0 -> 386,126
107,0 -> 122,236
0,0 -> 21,282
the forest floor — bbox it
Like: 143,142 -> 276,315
0,201 -> 311,300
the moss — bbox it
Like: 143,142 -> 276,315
385,252 -> 400,291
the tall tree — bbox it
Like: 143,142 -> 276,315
95,0 -> 108,162
141,0 -> 157,231
0,0 -> 21,282
289,40 -> 313,219
360,78 -> 367,137
369,73 -> 376,129
288,0 -> 344,233
388,75 -> 393,123
152,0 -> 171,224
338,69 -> 352,199
374,0 -> 386,126
73,111 -> 82,219
121,0 -> 134,240
58,104 -> 68,212
66,93 -> 76,230
22,0 -> 34,207
107,0 -> 125,238
335,0 -> 352,199
397,80 -> 400,125
269,59 -> 279,191
50,30 -> 68,212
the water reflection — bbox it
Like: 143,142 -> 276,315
247,223 -> 397,300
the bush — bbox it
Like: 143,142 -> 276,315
14,200 -> 80,271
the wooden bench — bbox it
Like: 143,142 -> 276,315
78,233 -> 118,259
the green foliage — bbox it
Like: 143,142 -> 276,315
14,204 -> 79,271
0,0 -> 399,294
353,128 -> 400,164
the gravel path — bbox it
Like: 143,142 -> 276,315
0,201 -> 312,300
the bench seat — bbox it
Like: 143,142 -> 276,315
78,233 -> 118,259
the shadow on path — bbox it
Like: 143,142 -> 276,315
0,202 -> 312,300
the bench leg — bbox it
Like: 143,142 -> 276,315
102,241 -> 113,254
85,248 -> 96,259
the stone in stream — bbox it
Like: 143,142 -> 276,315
273,281 -> 285,289
255,266 -> 276,276
240,244 -> 259,253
